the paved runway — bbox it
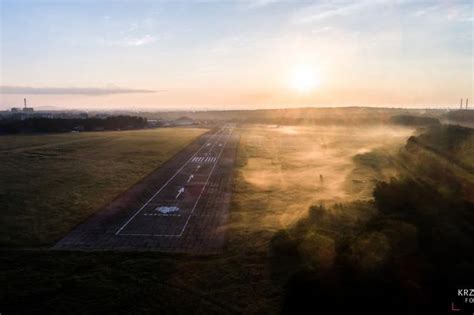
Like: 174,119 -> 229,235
54,125 -> 238,253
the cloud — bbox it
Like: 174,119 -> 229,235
292,0 -> 384,23
242,0 -> 278,9
98,16 -> 160,47
412,2 -> 473,22
312,26 -> 334,35
100,34 -> 157,47
126,18 -> 156,33
412,3 -> 441,17
125,34 -> 157,46
0,86 -> 157,95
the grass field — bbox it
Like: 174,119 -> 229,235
1,124 -> 417,313
0,128 -> 207,247
229,124 -> 413,243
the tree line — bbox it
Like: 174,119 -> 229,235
0,116 -> 148,134
271,124 -> 474,314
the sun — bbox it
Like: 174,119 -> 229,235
289,66 -> 321,93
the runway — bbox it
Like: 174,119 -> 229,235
54,125 -> 238,253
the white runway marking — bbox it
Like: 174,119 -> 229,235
155,206 -> 180,214
145,213 -> 181,217
119,128 -> 232,237
193,156 -> 222,163
175,187 -> 184,199
177,130 -> 232,237
115,129 -> 226,235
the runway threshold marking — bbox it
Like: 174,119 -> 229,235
115,129 -> 226,235
191,156 -> 218,163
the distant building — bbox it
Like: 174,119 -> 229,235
11,107 -> 22,113
147,119 -> 159,128
22,98 -> 34,113
173,116 -> 195,126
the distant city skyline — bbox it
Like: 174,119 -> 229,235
1,0 -> 472,110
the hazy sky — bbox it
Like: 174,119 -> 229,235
0,0 -> 472,110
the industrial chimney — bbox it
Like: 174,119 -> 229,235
460,98 -> 463,109
24,98 -> 27,109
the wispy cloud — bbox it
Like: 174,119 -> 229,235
125,34 -> 157,46
125,18 -> 157,33
0,86 -> 157,95
412,3 -> 441,17
311,26 -> 334,35
98,15 -> 160,47
412,2 -> 473,22
292,0 -> 383,23
100,34 -> 157,47
242,0 -> 278,9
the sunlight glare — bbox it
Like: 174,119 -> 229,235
290,66 -> 321,93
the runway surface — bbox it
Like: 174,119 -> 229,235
54,125 -> 238,253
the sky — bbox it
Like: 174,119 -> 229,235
0,0 -> 472,110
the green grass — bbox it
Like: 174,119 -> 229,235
0,124 -> 415,314
0,128 -> 207,247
